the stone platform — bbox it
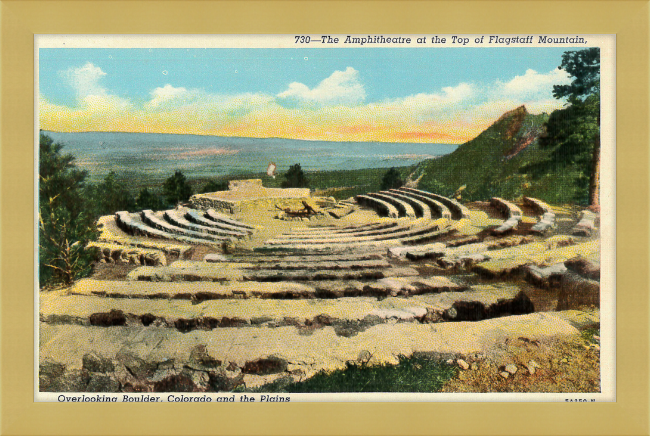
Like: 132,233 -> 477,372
190,179 -> 311,214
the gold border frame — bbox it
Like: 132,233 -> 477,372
3,1 -> 648,435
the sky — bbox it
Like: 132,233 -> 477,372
39,47 -> 573,144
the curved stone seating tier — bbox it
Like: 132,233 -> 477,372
230,253 -> 385,264
290,221 -> 399,234
141,210 -> 231,243
491,217 -> 521,235
98,215 -> 192,257
50,285 -> 532,331
390,189 -> 451,220
572,210 -> 597,236
67,276 -> 466,300
489,198 -> 522,236
396,225 -> 454,245
115,211 -> 218,246
398,188 -> 469,219
274,222 -> 415,240
381,191 -> 432,219
523,197 -> 552,215
185,210 -> 253,235
205,209 -> 256,230
531,212 -> 556,234
165,210 -> 249,238
243,266 -> 419,282
127,263 -> 419,283
355,195 -> 399,218
365,192 -> 416,219
524,263 -> 568,288
264,222 -> 451,251
490,197 -> 523,219
266,220 -> 441,245
245,259 -> 391,271
88,241 -> 167,266
472,239 -> 595,279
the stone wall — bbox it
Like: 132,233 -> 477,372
189,179 -> 314,214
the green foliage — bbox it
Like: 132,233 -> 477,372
201,179 -> 229,193
136,188 -> 165,211
281,163 -> 309,188
526,49 -> 600,205
163,170 -> 193,205
256,355 -> 456,393
85,171 -> 137,216
415,108 -> 554,202
39,133 -> 98,286
553,48 -> 600,103
380,167 -> 404,190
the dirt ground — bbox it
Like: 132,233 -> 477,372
441,329 -> 600,393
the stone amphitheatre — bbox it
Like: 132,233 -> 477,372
39,178 -> 601,393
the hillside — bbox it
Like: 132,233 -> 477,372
412,106 -> 588,205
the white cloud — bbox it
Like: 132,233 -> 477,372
498,68 -> 571,99
277,67 -> 366,106
61,62 -> 108,99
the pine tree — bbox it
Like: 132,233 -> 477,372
39,133 -> 98,286
163,170 -> 193,205
381,167 -> 404,190
281,164 -> 309,188
547,48 -> 600,206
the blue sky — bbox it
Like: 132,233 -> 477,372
39,47 -> 573,143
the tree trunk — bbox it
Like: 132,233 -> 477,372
588,135 -> 600,207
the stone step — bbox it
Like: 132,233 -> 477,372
523,197 -> 552,214
126,263 -> 419,283
290,221 -> 398,233
389,189 -> 451,220
115,211 -> 218,247
88,241 -> 167,266
246,259 -> 392,271
205,209 -> 256,230
98,216 -> 193,257
126,264 -> 247,282
564,256 -> 600,281
227,253 -> 385,263
491,217 -> 521,235
355,195 -> 400,218
41,286 -> 530,333
273,222 -> 415,240
398,188 -> 470,219
185,209 -> 254,234
523,263 -> 568,288
435,236 -> 536,269
473,240 -> 598,278
141,210 -> 230,242
328,205 -> 355,219
175,258 -> 391,271
556,271 -> 600,311
366,192 -> 416,218
572,210 -> 598,236
490,197 -> 523,218
67,276 -> 466,301
266,220 -> 445,245
164,210 -> 249,238
39,309 -> 597,391
380,190 -> 432,219
531,212 -> 556,234
242,267 -> 419,282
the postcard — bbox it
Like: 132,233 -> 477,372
35,34 -> 615,402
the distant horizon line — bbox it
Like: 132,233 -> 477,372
39,129 -> 462,146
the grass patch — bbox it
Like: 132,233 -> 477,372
255,355 -> 457,393
580,325 -> 600,344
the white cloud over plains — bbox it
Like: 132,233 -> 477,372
277,67 -> 366,106
41,63 -> 571,143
